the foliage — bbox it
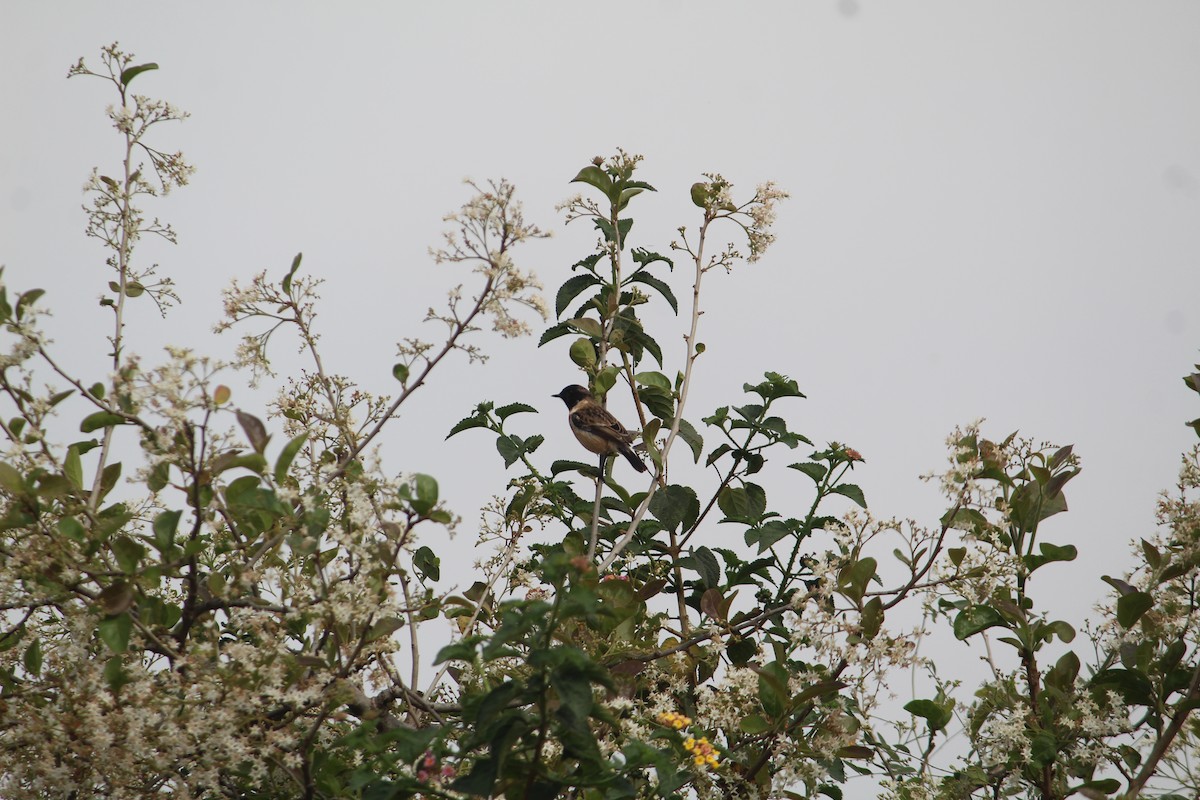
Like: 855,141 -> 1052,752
1,44 -> 1200,800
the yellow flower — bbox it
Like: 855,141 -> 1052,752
656,711 -> 692,730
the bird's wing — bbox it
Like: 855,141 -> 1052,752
571,406 -> 634,443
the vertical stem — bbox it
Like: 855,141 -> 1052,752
598,216 -> 710,572
587,455 -> 605,560
88,87 -> 135,512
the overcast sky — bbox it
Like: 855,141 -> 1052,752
2,2 -> 1199,628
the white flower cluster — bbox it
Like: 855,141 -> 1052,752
429,179 -> 549,340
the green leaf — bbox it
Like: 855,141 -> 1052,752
80,411 -> 126,433
413,545 -> 441,582
274,432 -> 308,484
571,165 -> 614,197
392,363 -> 409,384
745,519 -> 792,554
97,462 -> 121,502
64,445 -> 83,489
831,483 -> 867,509
111,535 -> 145,573
365,617 -> 405,643
789,462 -> 827,483
838,557 -> 876,603
676,417 -> 703,463
569,338 -> 596,369
1072,778 -> 1121,795
594,365 -> 619,395
1023,541 -> 1078,572
119,62 -> 159,86
746,372 -> 805,401
567,317 -> 604,339
412,474 -> 438,514
496,434 -> 523,468
282,252 -> 303,294
495,402 -> 537,420
739,714 -> 771,734
15,289 -> 45,321
235,410 -> 270,453
447,408 -> 491,439
1009,478 -> 1069,530
103,656 -> 130,691
634,371 -> 671,391
1116,591 -> 1154,628
1090,668 -> 1156,706
556,274 -> 601,318
1029,731 -> 1057,768
449,756 -> 498,797
904,699 -> 952,733
23,638 -> 42,676
953,604 -> 1006,640
648,484 -> 699,533
718,483 -> 767,522
152,510 -> 182,553
538,320 -> 573,347
0,461 -> 24,494
57,516 -> 85,543
626,272 -> 678,314
99,613 -> 133,653
860,596 -> 884,640
693,546 -> 721,588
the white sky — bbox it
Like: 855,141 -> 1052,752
2,2 -> 1199,632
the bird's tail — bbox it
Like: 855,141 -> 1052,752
619,442 -> 648,473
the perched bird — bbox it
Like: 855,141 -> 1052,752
552,384 -> 647,473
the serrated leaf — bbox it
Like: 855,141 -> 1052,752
556,274 -> 601,319
626,272 -> 678,314
693,546 -> 721,588
676,417 -> 703,463
447,411 -> 490,439
538,320 -> 573,347
495,402 -> 536,420
648,484 -> 699,533
831,483 -> 867,508
789,462 -> 827,483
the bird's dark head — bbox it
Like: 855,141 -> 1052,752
552,385 -> 592,408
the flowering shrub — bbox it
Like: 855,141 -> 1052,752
2,44 -> 1200,800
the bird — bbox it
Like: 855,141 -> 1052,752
552,384 -> 647,473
